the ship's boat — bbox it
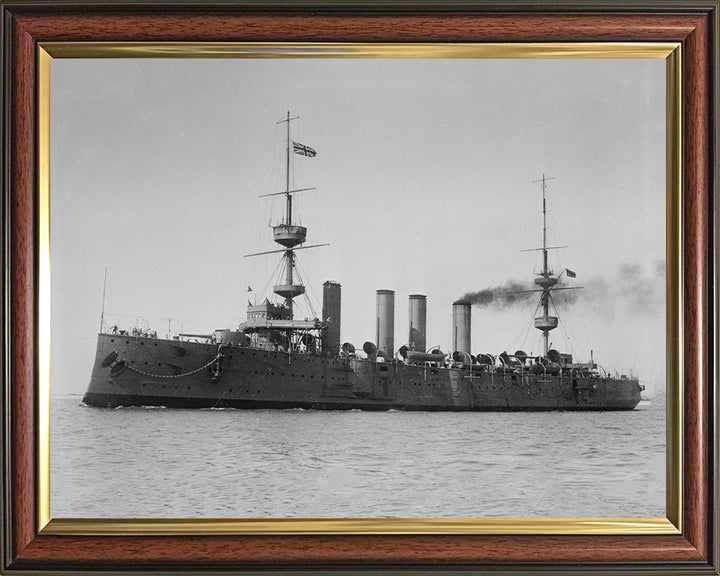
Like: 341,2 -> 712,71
82,114 -> 643,411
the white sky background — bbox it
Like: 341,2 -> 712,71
50,57 -> 666,396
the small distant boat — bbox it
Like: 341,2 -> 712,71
82,113 -> 643,411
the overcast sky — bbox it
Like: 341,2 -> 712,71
50,57 -> 666,396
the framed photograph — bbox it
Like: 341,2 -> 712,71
1,1 -> 717,574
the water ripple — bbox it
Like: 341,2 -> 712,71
51,395 -> 666,519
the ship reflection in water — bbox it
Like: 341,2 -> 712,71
82,113 -> 643,411
52,395 -> 664,518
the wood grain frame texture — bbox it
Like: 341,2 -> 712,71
0,1 -> 717,574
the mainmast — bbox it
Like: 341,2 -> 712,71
533,174 -> 559,357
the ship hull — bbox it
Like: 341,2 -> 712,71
83,334 -> 642,411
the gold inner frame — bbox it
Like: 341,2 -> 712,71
36,41 -> 682,536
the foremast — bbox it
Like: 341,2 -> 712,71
270,111 -> 308,315
244,111 -> 327,320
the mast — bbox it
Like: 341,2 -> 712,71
541,175 -> 550,356
285,111 -> 292,226
244,112 -> 327,320
532,174 -> 558,358
269,111 -> 307,315
519,175 -> 583,359
283,111 -> 295,309
542,174 -> 548,278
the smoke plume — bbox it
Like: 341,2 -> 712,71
460,259 -> 665,317
615,261 -> 664,315
461,281 -> 534,308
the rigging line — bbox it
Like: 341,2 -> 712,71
554,290 -> 587,357
560,315 -> 581,358
266,123 -> 285,227
259,255 -> 285,302
522,301 -> 542,348
528,299 -> 544,352
294,248 -> 321,304
514,300 -> 542,352
549,296 -> 580,358
290,264 -> 315,320
508,316 -> 531,353
494,307 -> 527,354
506,309 -> 530,350
272,125 -> 285,224
120,145 -> 283,319
293,257 -> 319,319
505,299 -> 540,352
564,304 -> 585,357
164,136 -> 276,246
549,297 -> 572,353
273,255 -> 289,290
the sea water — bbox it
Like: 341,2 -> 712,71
50,395 -> 665,518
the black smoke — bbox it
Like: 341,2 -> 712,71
461,281 -> 534,308
460,259 -> 665,317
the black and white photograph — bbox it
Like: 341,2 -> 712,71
50,55 -> 666,519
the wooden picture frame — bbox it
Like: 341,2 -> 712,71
1,1 -> 717,573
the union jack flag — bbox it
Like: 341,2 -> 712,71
293,141 -> 317,158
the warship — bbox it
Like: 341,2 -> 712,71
82,113 -> 643,411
